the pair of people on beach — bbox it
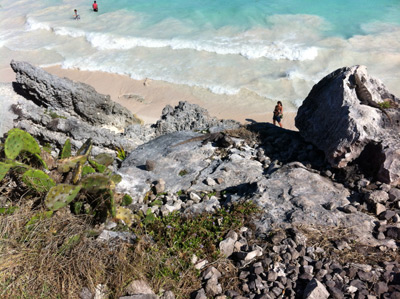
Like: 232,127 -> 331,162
73,1 -> 98,19
273,101 -> 283,128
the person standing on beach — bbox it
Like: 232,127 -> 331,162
273,101 -> 283,128
73,9 -> 80,20
92,1 -> 98,12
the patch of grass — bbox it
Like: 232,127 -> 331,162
45,109 -> 67,120
178,170 -> 188,176
295,224 -> 399,265
0,203 -> 138,298
130,201 -> 261,297
378,101 -> 392,109
115,145 -> 127,161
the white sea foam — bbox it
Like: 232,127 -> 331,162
25,17 -> 51,31
22,19 -> 319,62
83,31 -> 319,61
2,0 -> 400,111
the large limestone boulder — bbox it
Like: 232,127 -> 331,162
295,65 -> 400,185
10,60 -> 141,130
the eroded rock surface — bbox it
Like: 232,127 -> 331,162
153,101 -> 240,136
117,131 -> 264,202
10,60 -> 141,130
295,65 -> 400,185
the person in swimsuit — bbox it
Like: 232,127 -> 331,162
92,1 -> 98,12
273,101 -> 283,128
73,9 -> 80,20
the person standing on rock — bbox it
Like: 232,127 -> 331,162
273,101 -> 283,128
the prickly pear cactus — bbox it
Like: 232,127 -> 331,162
93,153 -> 114,167
82,165 -> 96,176
4,128 -> 41,160
45,184 -> 81,211
57,155 -> 87,173
110,174 -> 122,184
80,173 -> 112,192
60,139 -> 71,159
89,159 -> 107,173
76,138 -> 93,156
22,169 -> 55,193
0,162 -> 12,181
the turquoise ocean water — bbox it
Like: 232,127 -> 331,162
1,0 -> 400,109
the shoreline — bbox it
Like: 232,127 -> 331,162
0,64 -> 298,130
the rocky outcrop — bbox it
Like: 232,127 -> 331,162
10,60 -> 141,130
117,130 -> 264,202
153,101 -> 240,136
296,65 -> 400,185
248,162 -> 386,247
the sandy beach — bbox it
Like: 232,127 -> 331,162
1,65 -> 297,130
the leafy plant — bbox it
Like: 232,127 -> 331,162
115,145 -> 127,161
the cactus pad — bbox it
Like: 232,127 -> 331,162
22,169 -> 55,193
76,138 -> 93,156
110,174 -> 122,184
88,159 -> 107,173
57,155 -> 87,173
0,162 -> 12,181
80,173 -> 111,192
93,153 -> 114,167
45,184 -> 81,211
60,139 -> 71,159
4,128 -> 41,160
82,165 -> 96,176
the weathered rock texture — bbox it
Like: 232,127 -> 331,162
296,65 -> 400,185
117,131 -> 264,202
10,60 -> 141,130
153,101 -> 240,136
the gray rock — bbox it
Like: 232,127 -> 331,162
374,281 -> 388,296
303,278 -> 329,299
296,65 -> 400,185
125,280 -> 155,295
365,190 -> 390,204
153,101 -> 240,136
97,230 -> 136,243
154,179 -> 166,194
248,162 -> 385,246
160,291 -> 175,299
11,60 -> 141,130
194,288 -> 207,299
117,131 -> 263,202
219,237 -> 236,257
79,287 -> 93,299
375,203 -> 386,216
119,296 -> 158,299
205,278 -> 222,296
0,83 -> 20,137
202,266 -> 222,281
